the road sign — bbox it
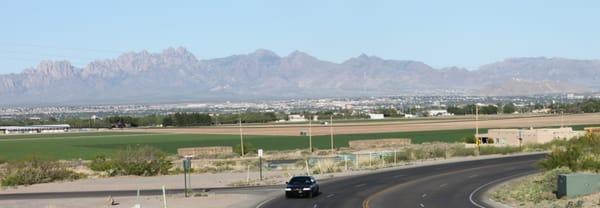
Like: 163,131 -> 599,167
258,149 -> 264,157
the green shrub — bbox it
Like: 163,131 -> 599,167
479,146 -> 520,155
464,135 -> 476,144
233,142 -> 257,156
88,155 -> 117,176
1,157 -> 84,186
539,134 -> 600,172
88,146 -> 172,176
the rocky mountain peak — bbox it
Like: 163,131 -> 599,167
1,48 -> 599,105
24,60 -> 76,79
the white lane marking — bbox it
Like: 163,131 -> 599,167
255,197 -> 273,208
469,174 -> 479,178
355,183 -> 366,187
326,194 -> 335,198
419,203 -> 425,207
469,171 -> 537,208
393,174 -> 405,178
313,204 -> 318,208
439,183 -> 447,188
421,193 -> 427,198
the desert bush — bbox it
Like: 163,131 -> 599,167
539,134 -> 600,172
89,155 -> 117,175
479,146 -> 520,155
1,157 -> 84,186
211,160 -> 236,166
88,146 -> 172,176
312,160 -> 341,174
195,165 -> 233,173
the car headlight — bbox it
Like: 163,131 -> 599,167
302,188 -> 311,191
285,188 -> 292,191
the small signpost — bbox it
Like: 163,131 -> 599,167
183,156 -> 192,197
258,149 -> 264,181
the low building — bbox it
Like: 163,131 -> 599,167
288,114 -> 307,122
477,127 -> 585,146
0,124 -> 70,135
427,109 -> 454,117
368,114 -> 385,120
403,114 -> 416,118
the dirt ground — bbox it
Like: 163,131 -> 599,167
0,193 -> 271,208
129,113 -> 600,136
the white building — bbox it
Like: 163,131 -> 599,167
369,114 -> 385,120
288,115 -> 308,122
477,127 -> 585,146
403,114 -> 416,118
427,109 -> 454,117
0,124 -> 70,135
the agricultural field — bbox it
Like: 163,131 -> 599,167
0,129 -> 483,161
0,124 -> 595,161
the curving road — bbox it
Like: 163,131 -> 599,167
258,153 -> 545,208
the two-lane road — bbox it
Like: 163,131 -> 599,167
259,153 -> 544,208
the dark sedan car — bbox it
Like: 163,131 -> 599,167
285,176 -> 319,198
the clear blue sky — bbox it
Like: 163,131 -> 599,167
1,0 -> 599,74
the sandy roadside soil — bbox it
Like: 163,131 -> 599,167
0,193 -> 273,208
126,113 -> 600,136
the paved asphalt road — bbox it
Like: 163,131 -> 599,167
259,153 -> 545,208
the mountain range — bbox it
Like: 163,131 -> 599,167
1,47 -> 599,105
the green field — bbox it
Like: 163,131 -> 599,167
0,125 -> 593,161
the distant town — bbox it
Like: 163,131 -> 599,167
1,93 -> 598,122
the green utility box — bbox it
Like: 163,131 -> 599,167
557,173 -> 600,198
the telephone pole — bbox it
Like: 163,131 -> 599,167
330,115 -> 334,152
309,115 -> 313,152
239,117 -> 244,157
475,104 -> 480,152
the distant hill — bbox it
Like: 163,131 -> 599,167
1,47 -> 599,105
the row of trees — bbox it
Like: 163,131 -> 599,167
162,113 -> 212,127
446,104 -> 500,115
215,112 -> 280,124
549,99 -> 600,113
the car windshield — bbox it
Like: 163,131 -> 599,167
289,177 -> 312,185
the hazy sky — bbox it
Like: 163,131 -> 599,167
1,0 -> 599,74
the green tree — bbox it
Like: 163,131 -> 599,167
502,103 -> 516,114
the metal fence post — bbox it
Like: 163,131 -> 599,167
344,155 -> 348,171
394,150 -> 397,165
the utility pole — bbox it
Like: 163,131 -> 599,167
330,115 -> 334,152
475,104 -> 480,152
309,115 -> 313,153
239,117 -> 244,157
561,110 -> 564,128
